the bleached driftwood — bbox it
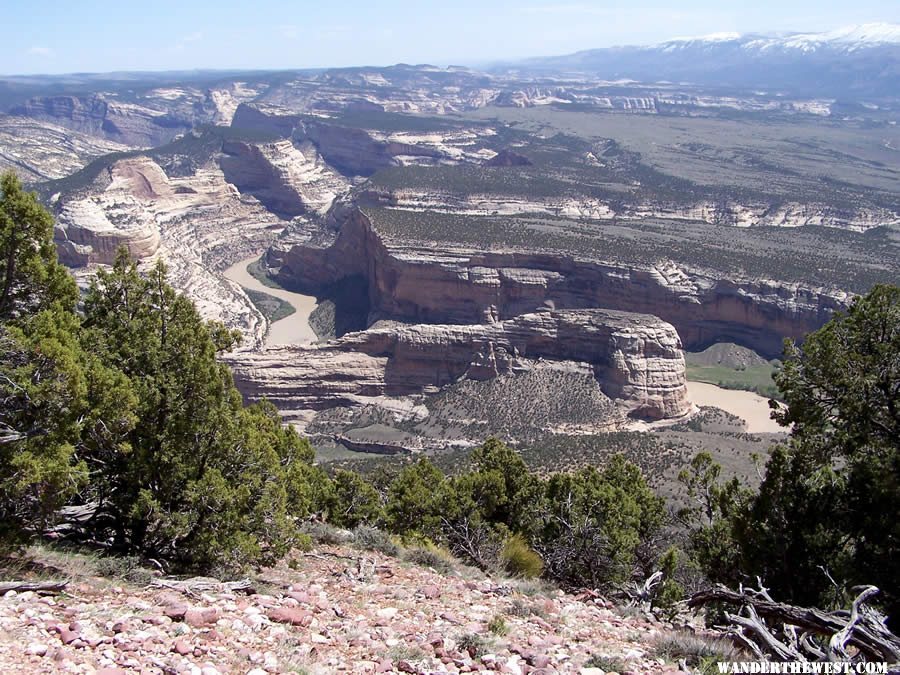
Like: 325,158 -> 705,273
689,584 -> 900,664
149,577 -> 253,597
0,580 -> 68,594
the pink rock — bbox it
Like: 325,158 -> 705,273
173,639 -> 191,656
397,660 -> 417,673
288,591 -> 311,604
267,607 -> 313,626
58,627 -> 80,645
375,659 -> 394,673
25,642 -> 48,656
96,670 -> 128,675
440,611 -> 463,624
530,617 -> 553,630
529,655 -> 551,669
422,585 -> 441,599
184,607 -> 219,627
163,603 -> 188,620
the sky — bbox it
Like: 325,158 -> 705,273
4,0 -> 900,76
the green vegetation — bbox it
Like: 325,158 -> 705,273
651,632 -> 739,674
456,632 -> 491,658
328,469 -> 382,529
583,655 -> 627,672
500,534 -> 544,579
685,363 -> 780,399
377,438 -> 668,592
679,285 -> 900,625
487,614 -> 509,636
0,172 -> 77,322
685,342 -> 781,398
246,256 -> 287,291
243,287 -> 296,324
0,170 -> 330,571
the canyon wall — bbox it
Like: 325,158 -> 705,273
227,308 -> 690,421
52,155 -> 285,347
271,205 -> 848,358
11,96 -> 193,147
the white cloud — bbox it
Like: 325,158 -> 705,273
27,46 -> 54,57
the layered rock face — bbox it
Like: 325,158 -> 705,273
231,105 -> 498,174
52,155 -> 287,346
271,206 -> 848,358
0,115 -> 130,183
295,120 -> 444,176
227,308 -> 690,421
220,139 -> 350,217
365,188 -> 899,233
11,96 -> 192,147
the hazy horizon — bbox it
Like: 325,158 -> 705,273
4,0 -> 900,77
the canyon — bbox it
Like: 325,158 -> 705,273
2,63 -> 896,452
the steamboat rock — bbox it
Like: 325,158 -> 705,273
227,308 -> 690,422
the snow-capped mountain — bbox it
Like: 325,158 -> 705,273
663,23 -> 900,53
507,24 -> 900,98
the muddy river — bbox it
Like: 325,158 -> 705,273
686,381 -> 785,433
223,255 -> 318,346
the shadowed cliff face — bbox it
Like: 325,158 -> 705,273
11,95 -> 194,147
271,205 -> 847,359
220,141 -> 307,218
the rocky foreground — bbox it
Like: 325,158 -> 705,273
0,543 -> 702,675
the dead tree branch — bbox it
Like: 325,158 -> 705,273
689,584 -> 900,663
0,580 -> 68,594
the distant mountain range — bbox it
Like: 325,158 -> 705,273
503,23 -> 900,98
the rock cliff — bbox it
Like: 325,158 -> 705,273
371,188 -> 899,233
270,205 -> 848,358
220,139 -> 350,217
0,115 -> 131,183
52,155 -> 286,346
228,308 -> 690,422
11,96 -> 192,147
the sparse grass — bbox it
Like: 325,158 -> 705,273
651,631 -> 740,673
351,526 -> 401,557
94,555 -> 156,585
0,544 -> 163,588
500,534 -> 544,579
487,614 -> 509,636
507,597 -> 548,618
299,521 -> 353,545
584,654 -> 627,671
456,632 -> 491,658
402,544 -> 456,575
388,643 -> 427,662
512,577 -> 557,598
